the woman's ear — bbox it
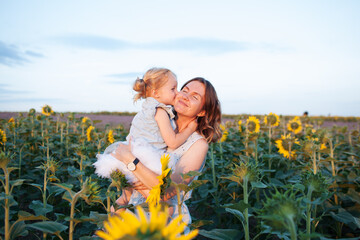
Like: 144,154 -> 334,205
197,110 -> 205,117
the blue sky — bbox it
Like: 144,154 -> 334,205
1,0 -> 360,116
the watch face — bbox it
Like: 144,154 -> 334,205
127,162 -> 136,171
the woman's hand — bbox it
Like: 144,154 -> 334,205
132,181 -> 149,191
111,142 -> 134,165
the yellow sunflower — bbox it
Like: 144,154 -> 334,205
8,117 -> 15,124
219,124 -> 228,142
96,205 -> 198,240
82,116 -> 91,124
287,116 -> 302,134
146,154 -> 172,206
275,134 -> 300,159
0,129 -> 6,145
107,130 -> 115,144
146,184 -> 162,207
238,120 -> 243,132
320,143 -> 327,150
264,112 -> 280,127
86,126 -> 95,141
41,105 -> 54,116
246,116 -> 260,134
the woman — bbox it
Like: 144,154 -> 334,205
111,77 -> 222,224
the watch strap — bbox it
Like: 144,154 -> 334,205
133,158 -> 140,166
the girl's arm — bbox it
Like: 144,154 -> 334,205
155,108 -> 197,149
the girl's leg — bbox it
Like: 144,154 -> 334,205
111,188 -> 133,214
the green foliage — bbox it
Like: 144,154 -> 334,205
0,112 -> 359,239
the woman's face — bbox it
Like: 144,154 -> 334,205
174,80 -> 206,117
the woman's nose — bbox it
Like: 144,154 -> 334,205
178,91 -> 189,100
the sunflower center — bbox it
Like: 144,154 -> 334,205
268,115 -> 277,125
248,121 -> 256,132
290,122 -> 299,130
282,139 -> 292,151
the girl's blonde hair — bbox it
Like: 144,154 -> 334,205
133,68 -> 176,102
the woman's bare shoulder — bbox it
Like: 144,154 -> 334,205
191,137 -> 208,150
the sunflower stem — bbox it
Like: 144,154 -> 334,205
287,216 -> 298,240
329,140 -> 338,205
268,126 -> 272,154
3,166 -> 10,240
176,185 -> 182,216
243,176 -> 250,240
210,144 -> 219,207
18,143 -> 28,177
312,151 -> 317,175
306,187 -> 314,240
69,189 -> 84,240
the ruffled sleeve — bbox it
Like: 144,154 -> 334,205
156,103 -> 175,119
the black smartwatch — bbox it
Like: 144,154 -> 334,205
127,158 -> 140,171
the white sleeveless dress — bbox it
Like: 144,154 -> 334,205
93,97 -> 176,183
128,132 -> 205,227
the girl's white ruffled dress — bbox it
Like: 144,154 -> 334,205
93,97 -> 176,183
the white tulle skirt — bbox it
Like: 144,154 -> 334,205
93,138 -> 163,183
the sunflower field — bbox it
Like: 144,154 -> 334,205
0,107 -> 360,240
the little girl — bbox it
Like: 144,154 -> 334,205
93,67 -> 197,210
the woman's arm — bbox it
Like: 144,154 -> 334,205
155,108 -> 197,149
111,143 -> 160,189
171,138 -> 208,185
111,138 -> 208,200
162,138 -> 208,201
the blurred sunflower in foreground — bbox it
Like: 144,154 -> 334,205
275,134 -> 299,159
41,105 -> 54,117
246,116 -> 260,134
264,112 -> 280,127
96,205 -> 198,240
287,116 -> 302,134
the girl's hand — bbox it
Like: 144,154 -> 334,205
111,142 -> 134,165
188,119 -> 198,132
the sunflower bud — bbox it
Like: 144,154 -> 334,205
260,189 -> 303,233
110,170 -> 130,189
67,113 -> 75,121
301,172 -> 330,199
81,177 -> 101,205
0,151 -> 11,170
28,108 -> 36,116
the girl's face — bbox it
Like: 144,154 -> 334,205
174,80 -> 206,118
154,75 -> 178,105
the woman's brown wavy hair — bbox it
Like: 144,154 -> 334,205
181,77 -> 222,143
